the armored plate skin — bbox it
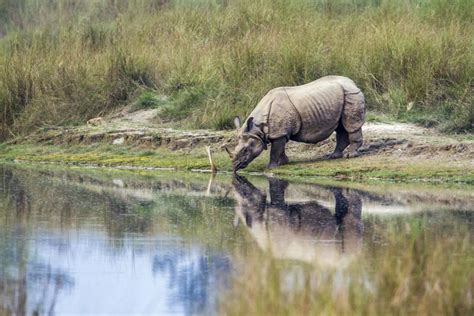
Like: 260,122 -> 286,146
231,75 -> 365,172
246,75 -> 365,143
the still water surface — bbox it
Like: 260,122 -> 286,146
0,165 -> 472,315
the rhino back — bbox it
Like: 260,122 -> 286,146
314,75 -> 361,94
287,80 -> 345,143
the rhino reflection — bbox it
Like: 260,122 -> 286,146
232,176 -> 363,266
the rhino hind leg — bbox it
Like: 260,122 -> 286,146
342,92 -> 365,134
345,128 -> 363,158
341,91 -> 365,158
328,125 -> 350,159
268,137 -> 289,169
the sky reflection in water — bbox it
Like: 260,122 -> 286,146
0,165 -> 472,315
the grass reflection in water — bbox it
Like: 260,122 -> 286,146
0,164 -> 472,315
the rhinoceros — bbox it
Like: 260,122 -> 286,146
228,75 -> 365,173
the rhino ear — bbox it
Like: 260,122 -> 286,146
246,117 -> 254,132
234,116 -> 241,130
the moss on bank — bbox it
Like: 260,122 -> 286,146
1,144 -> 472,184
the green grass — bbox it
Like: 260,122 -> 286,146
0,0 -> 472,140
132,90 -> 164,110
1,143 -> 473,184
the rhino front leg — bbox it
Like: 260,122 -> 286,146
345,128 -> 363,158
268,137 -> 289,169
268,177 -> 289,206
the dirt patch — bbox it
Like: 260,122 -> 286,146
107,107 -> 161,126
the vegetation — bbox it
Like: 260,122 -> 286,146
1,143 -> 473,184
0,0 -> 472,140
220,214 -> 474,315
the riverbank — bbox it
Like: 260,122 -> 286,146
1,111 -> 473,184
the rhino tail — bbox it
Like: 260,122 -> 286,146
341,91 -> 365,133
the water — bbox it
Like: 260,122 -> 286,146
0,165 -> 472,315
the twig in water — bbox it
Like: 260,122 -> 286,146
206,146 -> 217,174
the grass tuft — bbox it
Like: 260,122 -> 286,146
132,90 -> 164,110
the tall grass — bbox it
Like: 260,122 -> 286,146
0,0 -> 472,139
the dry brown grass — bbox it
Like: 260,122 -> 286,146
0,0 -> 472,140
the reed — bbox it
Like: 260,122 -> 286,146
0,0 -> 472,139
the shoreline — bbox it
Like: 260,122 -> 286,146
1,140 -> 472,185
1,117 -> 472,185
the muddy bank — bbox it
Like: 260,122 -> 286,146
15,108 -> 474,161
19,125 -> 473,164
2,108 -> 473,183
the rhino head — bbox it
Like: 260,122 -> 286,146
226,117 -> 267,174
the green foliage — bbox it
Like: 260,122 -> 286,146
0,0 -> 472,139
2,143 -> 473,184
160,87 -> 209,121
133,90 -> 164,110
